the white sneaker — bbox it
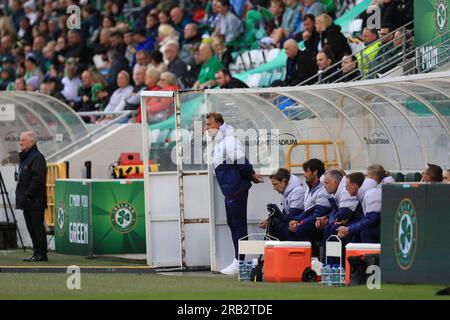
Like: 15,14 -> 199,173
220,258 -> 239,275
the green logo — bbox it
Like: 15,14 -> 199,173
56,201 -> 65,234
435,0 -> 448,34
110,202 -> 138,233
394,198 -> 418,270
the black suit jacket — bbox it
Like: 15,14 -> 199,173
15,145 -> 47,211
284,50 -> 318,86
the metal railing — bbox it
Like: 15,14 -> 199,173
298,21 -> 415,86
46,110 -> 137,162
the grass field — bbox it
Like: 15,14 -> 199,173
1,251 -> 449,300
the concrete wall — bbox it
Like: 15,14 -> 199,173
60,124 -> 143,179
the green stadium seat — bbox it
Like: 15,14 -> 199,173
405,172 -> 422,182
390,172 -> 405,182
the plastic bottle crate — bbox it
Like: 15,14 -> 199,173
321,264 -> 345,286
238,261 -> 253,281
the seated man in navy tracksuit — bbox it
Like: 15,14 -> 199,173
316,169 -> 359,245
288,158 -> 331,242
337,165 -> 392,243
258,168 -> 306,241
205,112 -> 263,275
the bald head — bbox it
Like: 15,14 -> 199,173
198,43 -> 213,63
284,39 -> 299,58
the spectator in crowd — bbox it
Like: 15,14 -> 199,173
133,50 -> 151,74
358,27 -> 382,78
211,35 -> 233,69
164,41 -> 188,80
31,35 -> 46,72
11,0 -> 25,31
157,23 -> 179,54
18,16 -> 33,46
314,49 -> 340,84
146,72 -> 180,123
215,68 -> 249,88
192,43 -> 224,89
97,70 -> 133,123
315,13 -> 351,63
91,82 -> 111,111
109,30 -> 126,56
146,13 -> 160,40
24,53 -> 44,88
118,65 -> 148,112
1,35 -> 14,57
0,66 -> 15,90
43,76 -> 66,102
380,0 -> 413,29
421,163 -> 444,183
24,0 -> 38,26
264,0 -> 296,48
213,0 -> 244,43
277,38 -> 317,86
443,169 -> 450,183
107,48 -> 131,88
75,70 -> 96,112
158,10 -> 172,25
123,29 -> 135,65
295,14 -> 320,57
66,30 -> 92,67
258,168 -> 305,241
369,23 -> 401,76
287,0 -> 303,35
148,49 -> 167,73
134,0 -> 158,30
303,0 -> 326,18
135,68 -> 162,123
61,58 -> 82,106
180,23 -> 202,68
170,6 -> 192,42
133,28 -> 155,57
13,77 -> 27,91
288,158 -> 331,243
337,54 -> 361,82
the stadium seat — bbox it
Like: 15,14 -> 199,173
247,74 -> 262,87
390,172 -> 405,182
267,48 -> 281,62
405,172 -> 422,182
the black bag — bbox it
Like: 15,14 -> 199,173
266,203 -> 283,239
250,263 -> 264,282
347,254 -> 381,286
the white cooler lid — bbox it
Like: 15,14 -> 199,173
264,241 -> 311,248
345,243 -> 381,250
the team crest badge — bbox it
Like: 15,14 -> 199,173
394,198 -> 418,270
110,202 -> 138,233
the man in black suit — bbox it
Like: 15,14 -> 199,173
280,39 -> 317,86
15,131 -> 48,262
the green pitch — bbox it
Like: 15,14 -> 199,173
0,251 -> 449,300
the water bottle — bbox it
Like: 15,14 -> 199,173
239,261 -> 247,281
321,264 -> 330,286
246,261 -> 253,280
340,266 -> 345,286
332,265 -> 339,286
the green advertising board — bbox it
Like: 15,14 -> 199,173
91,181 -> 146,254
414,0 -> 449,71
54,180 -> 146,255
54,180 -> 92,255
381,183 -> 450,284
415,0 -> 449,46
